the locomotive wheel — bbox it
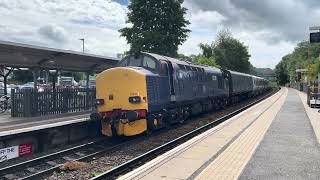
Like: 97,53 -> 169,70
179,109 -> 188,124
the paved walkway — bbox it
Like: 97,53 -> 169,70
0,112 -> 91,136
240,89 -> 320,179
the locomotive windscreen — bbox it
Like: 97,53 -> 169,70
117,54 -> 158,72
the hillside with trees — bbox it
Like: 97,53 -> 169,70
275,41 -> 320,85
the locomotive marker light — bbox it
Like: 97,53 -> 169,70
129,96 -> 141,103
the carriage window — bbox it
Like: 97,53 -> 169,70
142,56 -> 156,70
178,64 -> 186,70
212,75 -> 217,81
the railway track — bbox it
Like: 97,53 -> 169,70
0,138 -> 130,180
0,90 -> 276,180
92,90 -> 276,180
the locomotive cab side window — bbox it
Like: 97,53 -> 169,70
142,56 -> 156,70
118,58 -> 129,66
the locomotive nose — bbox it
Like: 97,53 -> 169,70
95,67 -> 148,112
95,67 -> 149,136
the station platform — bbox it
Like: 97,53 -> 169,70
119,87 -> 320,180
0,112 -> 91,137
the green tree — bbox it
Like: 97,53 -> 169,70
119,0 -> 190,57
213,30 -> 251,73
275,61 -> 289,85
198,30 -> 251,73
275,41 -> 320,83
199,43 -> 213,58
195,56 -> 219,68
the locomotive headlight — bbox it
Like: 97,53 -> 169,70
129,96 -> 141,103
96,99 -> 104,106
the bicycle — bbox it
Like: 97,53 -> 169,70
0,95 -> 10,113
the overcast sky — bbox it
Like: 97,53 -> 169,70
0,0 -> 319,68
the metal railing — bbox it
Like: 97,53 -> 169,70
290,82 -> 308,93
11,88 -> 96,117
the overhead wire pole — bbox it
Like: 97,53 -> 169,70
79,38 -> 85,53
79,38 -> 90,108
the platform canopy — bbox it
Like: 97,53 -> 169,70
0,40 -> 120,72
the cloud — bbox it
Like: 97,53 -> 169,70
181,0 -> 320,68
184,0 -> 320,44
0,0 -> 128,57
0,0 -> 317,68
38,24 -> 67,43
188,10 -> 226,31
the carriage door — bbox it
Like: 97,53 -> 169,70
164,61 -> 175,100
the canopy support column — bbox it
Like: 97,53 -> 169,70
0,66 -> 14,95
85,72 -> 91,110
32,69 -> 39,90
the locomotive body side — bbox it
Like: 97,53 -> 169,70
93,52 -> 268,137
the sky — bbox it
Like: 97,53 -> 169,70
0,0 -> 319,69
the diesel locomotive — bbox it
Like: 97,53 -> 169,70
92,52 -> 269,137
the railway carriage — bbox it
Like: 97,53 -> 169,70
252,76 -> 269,96
92,52 -> 269,137
225,70 -> 254,102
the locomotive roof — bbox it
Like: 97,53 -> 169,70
142,52 -> 267,81
228,70 -> 253,77
229,70 -> 267,81
144,52 -> 222,73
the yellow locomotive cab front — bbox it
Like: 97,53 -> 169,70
96,67 -> 148,137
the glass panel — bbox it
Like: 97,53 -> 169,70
118,58 -> 129,67
142,56 -> 156,70
160,62 -> 168,76
128,56 -> 142,66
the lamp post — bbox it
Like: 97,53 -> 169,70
79,38 -> 85,53
309,26 -> 320,82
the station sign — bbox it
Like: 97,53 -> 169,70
310,32 -> 320,43
0,146 -> 18,162
0,143 -> 32,162
19,143 -> 33,157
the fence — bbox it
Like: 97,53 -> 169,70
290,82 -> 308,93
11,88 -> 96,117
